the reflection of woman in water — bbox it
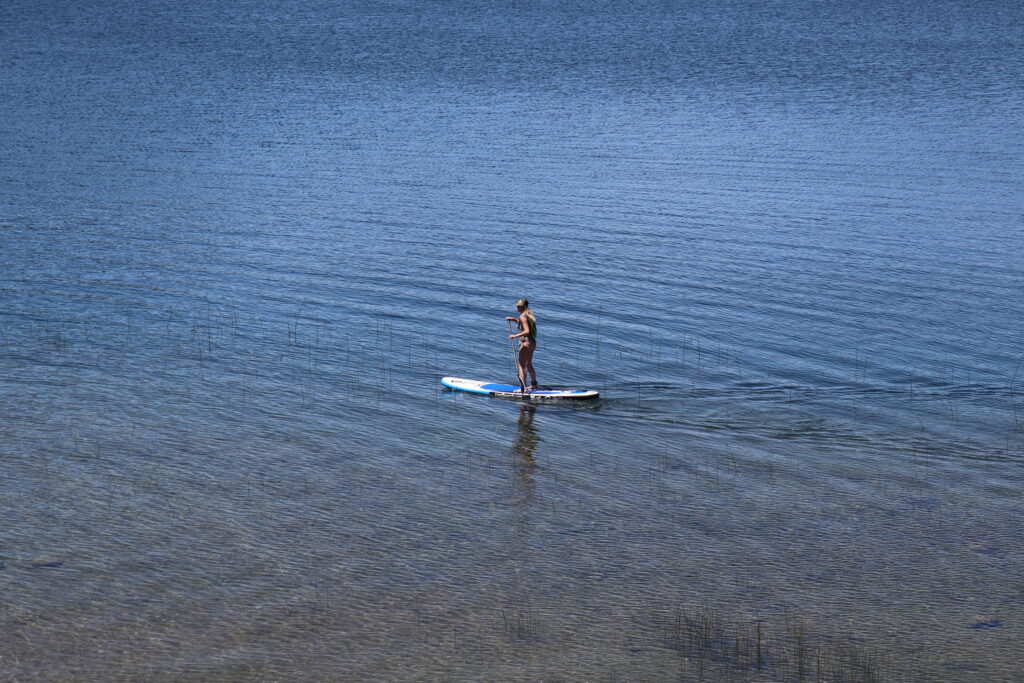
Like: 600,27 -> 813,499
512,404 -> 538,497
513,403 -> 539,462
505,298 -> 537,393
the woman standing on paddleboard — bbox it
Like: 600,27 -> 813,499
506,298 -> 538,393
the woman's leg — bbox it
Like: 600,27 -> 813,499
516,344 -> 528,390
520,342 -> 537,389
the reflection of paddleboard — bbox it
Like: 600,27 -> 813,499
441,377 -> 599,400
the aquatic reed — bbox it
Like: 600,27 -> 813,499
659,604 -> 926,682
499,602 -> 540,640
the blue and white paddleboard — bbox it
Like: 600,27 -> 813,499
441,377 -> 599,400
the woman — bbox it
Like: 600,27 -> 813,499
506,298 -> 537,392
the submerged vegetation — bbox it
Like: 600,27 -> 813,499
657,604 -> 929,683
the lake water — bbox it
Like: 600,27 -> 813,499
2,0 -> 1022,680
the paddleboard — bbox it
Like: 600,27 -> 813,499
441,377 -> 599,400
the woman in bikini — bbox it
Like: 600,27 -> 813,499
506,298 -> 537,393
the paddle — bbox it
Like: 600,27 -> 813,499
507,319 -> 525,393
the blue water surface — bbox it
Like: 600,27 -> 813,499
1,0 -> 1022,679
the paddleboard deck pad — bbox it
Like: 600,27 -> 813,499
441,377 -> 599,400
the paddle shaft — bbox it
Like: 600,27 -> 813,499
507,319 -> 523,391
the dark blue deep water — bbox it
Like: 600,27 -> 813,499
2,0 -> 1022,679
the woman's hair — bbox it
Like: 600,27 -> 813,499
515,298 -> 536,322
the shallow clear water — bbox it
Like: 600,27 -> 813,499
2,0 -> 1022,680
